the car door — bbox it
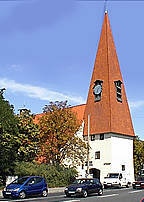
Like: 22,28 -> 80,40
32,177 -> 43,194
93,179 -> 101,193
24,177 -> 36,195
88,179 -> 97,193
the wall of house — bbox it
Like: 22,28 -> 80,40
111,134 -> 135,182
76,133 -> 134,184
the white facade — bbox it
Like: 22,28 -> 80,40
77,129 -> 135,184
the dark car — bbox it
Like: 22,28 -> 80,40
3,176 -> 48,199
64,178 -> 103,198
132,176 -> 144,189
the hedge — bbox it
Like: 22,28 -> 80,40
14,161 -> 78,187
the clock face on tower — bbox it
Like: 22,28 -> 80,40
93,84 -> 102,95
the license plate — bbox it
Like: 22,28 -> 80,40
5,192 -> 11,195
136,185 -> 140,186
68,191 -> 75,194
107,183 -> 111,185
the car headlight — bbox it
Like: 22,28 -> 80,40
3,187 -> 6,191
65,188 -> 68,191
76,188 -> 82,192
141,183 -> 144,185
13,188 -> 20,192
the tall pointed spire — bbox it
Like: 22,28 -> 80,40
83,12 -> 135,137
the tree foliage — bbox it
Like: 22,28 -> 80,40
38,101 -> 87,166
133,136 -> 144,177
16,109 -> 40,162
0,89 -> 18,184
14,161 -> 77,187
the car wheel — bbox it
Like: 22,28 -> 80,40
126,183 -> 129,188
19,191 -> 26,199
98,188 -> 103,196
83,190 -> 88,198
66,193 -> 71,197
118,183 -> 121,188
42,190 -> 48,197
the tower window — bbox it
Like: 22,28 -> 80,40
95,151 -> 100,159
91,135 -> 95,141
114,80 -> 122,102
122,165 -> 125,171
93,80 -> 103,102
100,134 -> 104,140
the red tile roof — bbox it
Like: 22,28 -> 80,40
34,104 -> 86,124
83,12 -> 135,137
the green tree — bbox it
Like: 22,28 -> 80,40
16,109 -> 40,162
38,101 -> 87,166
133,136 -> 144,177
0,89 -> 18,185
14,161 -> 77,187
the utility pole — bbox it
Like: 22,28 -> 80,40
87,114 -> 90,177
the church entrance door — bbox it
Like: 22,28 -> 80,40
89,168 -> 100,180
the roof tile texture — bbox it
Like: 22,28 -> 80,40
83,13 -> 135,137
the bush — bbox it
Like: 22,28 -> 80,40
14,161 -> 77,187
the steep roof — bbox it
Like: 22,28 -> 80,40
83,12 -> 135,137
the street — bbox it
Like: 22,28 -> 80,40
0,188 -> 144,202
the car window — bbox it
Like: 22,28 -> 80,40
25,178 -> 35,186
137,177 -> 144,181
11,177 -> 29,185
94,179 -> 100,184
35,177 -> 42,184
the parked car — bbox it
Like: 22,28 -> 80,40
132,176 -> 144,189
3,176 -> 48,199
64,178 -> 103,198
103,173 -> 130,188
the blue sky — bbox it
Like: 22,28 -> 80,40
0,0 -> 144,139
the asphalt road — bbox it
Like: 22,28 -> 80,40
0,188 -> 144,202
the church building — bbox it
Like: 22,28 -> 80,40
71,11 -> 135,183
35,11 -> 135,184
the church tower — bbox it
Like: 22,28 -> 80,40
82,11 -> 135,183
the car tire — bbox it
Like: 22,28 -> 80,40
66,193 -> 71,197
42,190 -> 48,197
83,190 -> 88,198
98,188 -> 103,196
3,196 -> 8,199
126,183 -> 129,188
118,183 -> 121,189
19,191 -> 26,199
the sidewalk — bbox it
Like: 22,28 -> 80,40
0,187 -> 65,198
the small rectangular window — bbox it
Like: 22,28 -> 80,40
100,134 -> 104,140
91,135 -> 95,141
95,151 -> 100,159
122,165 -> 125,171
85,161 -> 93,166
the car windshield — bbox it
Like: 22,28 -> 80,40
11,177 -> 29,185
108,174 -> 119,178
73,179 -> 92,184
137,177 -> 144,181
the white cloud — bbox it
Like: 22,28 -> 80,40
0,78 -> 85,104
129,101 -> 144,109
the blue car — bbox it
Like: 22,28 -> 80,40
3,176 -> 48,199
64,178 -> 103,198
